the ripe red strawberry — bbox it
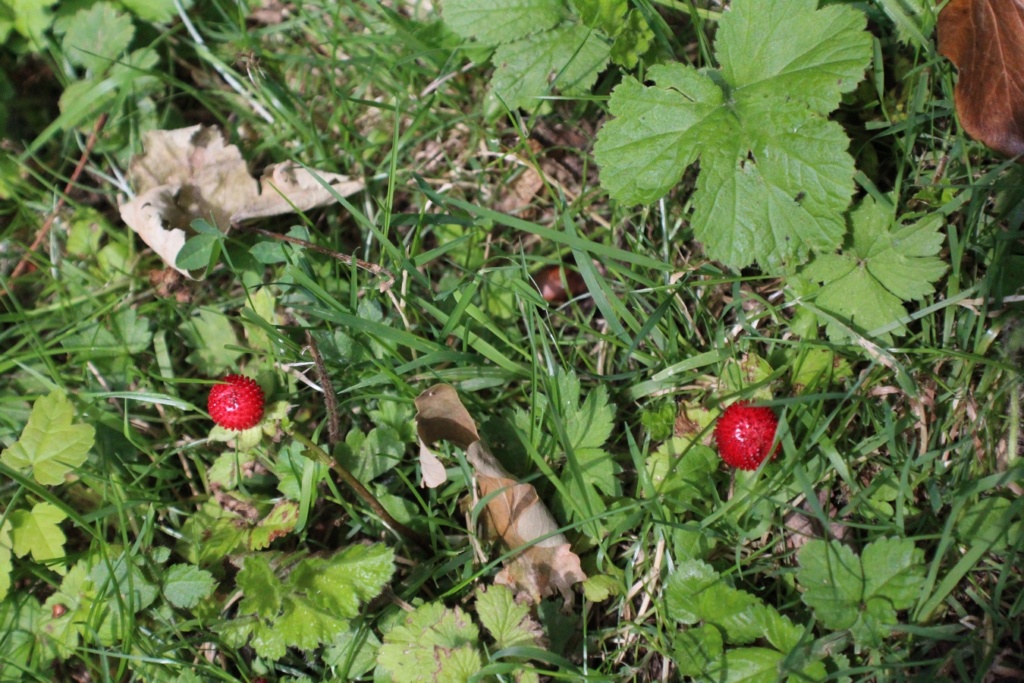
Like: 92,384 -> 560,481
208,375 -> 265,431
714,401 -> 779,470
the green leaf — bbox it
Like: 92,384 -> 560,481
237,555 -> 283,620
7,0 -> 57,45
609,10 -> 653,69
162,564 -> 215,609
248,501 -> 299,550
797,537 -> 925,649
443,0 -> 566,46
9,503 -> 67,570
1,391 -> 95,486
476,584 -> 543,649
665,560 -> 802,648
377,601 -> 482,682
712,647 -> 785,683
175,233 -> 220,271
0,519 -> 13,600
61,3 -> 133,73
178,308 -> 242,375
573,0 -> 625,35
644,440 -> 717,509
287,543 -> 395,618
324,626 -> 381,679
594,0 -> 872,271
672,624 -> 723,677
800,197 -> 947,342
491,23 -> 610,112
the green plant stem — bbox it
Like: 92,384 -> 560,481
289,430 -> 431,552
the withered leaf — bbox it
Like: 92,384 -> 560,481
938,0 -> 1024,158
413,384 -> 586,604
119,125 -> 364,277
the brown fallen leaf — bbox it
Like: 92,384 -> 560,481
414,384 -> 586,605
938,0 -> 1024,158
119,125 -> 364,276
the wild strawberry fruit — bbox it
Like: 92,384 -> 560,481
208,375 -> 265,431
714,401 -> 779,471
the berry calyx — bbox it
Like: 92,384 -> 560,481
714,400 -> 779,471
208,375 -> 265,431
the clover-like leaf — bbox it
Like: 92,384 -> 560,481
1,391 -> 95,486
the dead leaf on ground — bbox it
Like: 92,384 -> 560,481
414,384 -> 587,605
938,0 -> 1024,158
118,125 -> 364,277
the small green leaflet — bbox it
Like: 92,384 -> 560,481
9,502 -> 67,572
797,537 -> 925,650
476,584 -> 543,650
799,196 -> 947,342
594,0 -> 872,272
1,391 -> 95,486
57,2 -> 134,73
161,564 -> 215,609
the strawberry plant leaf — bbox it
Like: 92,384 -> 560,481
443,0 -> 566,46
799,197 -> 947,342
248,500 -> 299,550
60,2 -> 134,73
476,584 -> 543,649
9,503 -> 67,570
573,0 -> 625,35
797,537 -> 925,649
1,391 -> 95,486
228,546 -> 393,659
490,23 -> 610,112
377,601 -> 483,681
594,0 -> 872,272
162,564 -> 215,610
672,624 -> 724,677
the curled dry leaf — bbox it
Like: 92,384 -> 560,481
118,125 -> 364,277
414,384 -> 586,605
938,0 -> 1024,158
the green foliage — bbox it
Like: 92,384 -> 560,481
443,0 -> 651,112
594,0 -> 872,272
797,537 -> 926,650
9,502 -> 67,573
377,601 -> 483,682
0,391 -> 95,486
377,585 -> 544,682
799,196 -> 947,342
57,2 -> 133,73
665,559 -> 826,681
222,545 -> 394,660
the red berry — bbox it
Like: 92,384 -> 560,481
714,401 -> 779,470
208,375 -> 265,431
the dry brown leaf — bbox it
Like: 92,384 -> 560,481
938,0 -> 1024,158
119,125 -> 364,276
414,384 -> 586,604
413,383 -> 480,488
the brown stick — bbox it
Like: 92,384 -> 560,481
290,429 -> 431,552
6,113 -> 109,287
305,329 -> 341,447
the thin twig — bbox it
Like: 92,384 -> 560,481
236,224 -> 395,292
305,330 -> 341,446
290,430 -> 431,552
5,113 -> 109,290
